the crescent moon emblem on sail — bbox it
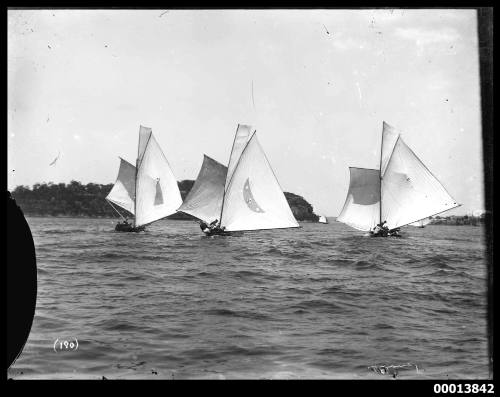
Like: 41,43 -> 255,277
243,178 -> 265,213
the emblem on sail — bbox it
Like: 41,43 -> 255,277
243,178 -> 264,213
154,179 -> 164,206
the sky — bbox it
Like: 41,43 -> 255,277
7,9 -> 484,216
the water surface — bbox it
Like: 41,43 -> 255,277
8,218 -> 490,379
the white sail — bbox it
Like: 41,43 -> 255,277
380,121 -> 400,177
220,132 -> 299,231
318,215 -> 328,223
225,124 -> 255,191
381,137 -> 460,230
177,155 -> 227,224
106,157 -> 136,215
137,125 -> 152,168
337,167 -> 380,231
134,130 -> 183,227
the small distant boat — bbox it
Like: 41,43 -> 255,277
409,217 -> 431,228
178,124 -> 299,235
106,125 -> 182,232
318,215 -> 328,224
337,122 -> 460,237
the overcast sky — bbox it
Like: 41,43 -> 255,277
8,9 -> 483,216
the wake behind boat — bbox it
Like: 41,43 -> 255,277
337,122 -> 460,237
177,124 -> 299,236
105,125 -> 182,232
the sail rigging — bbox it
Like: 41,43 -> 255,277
177,155 -> 227,224
338,121 -> 460,232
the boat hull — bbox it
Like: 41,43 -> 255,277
369,232 -> 402,238
115,223 -> 145,232
203,229 -> 232,237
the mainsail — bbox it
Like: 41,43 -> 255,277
177,155 -> 227,224
134,128 -> 183,227
338,122 -> 460,232
106,157 -> 136,215
220,131 -> 299,231
381,136 -> 459,229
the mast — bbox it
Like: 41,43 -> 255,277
134,129 -> 153,228
378,124 -> 383,225
134,159 -> 139,228
219,178 -> 227,224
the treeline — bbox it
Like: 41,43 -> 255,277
431,215 -> 485,226
10,181 -> 319,221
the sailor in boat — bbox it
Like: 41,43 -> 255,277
115,217 -> 131,231
199,220 -> 210,234
199,219 -> 220,235
371,221 -> 389,237
388,227 -> 401,237
199,219 -> 227,236
208,219 -> 226,235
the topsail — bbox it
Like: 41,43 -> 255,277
337,122 -> 460,231
106,125 -> 182,228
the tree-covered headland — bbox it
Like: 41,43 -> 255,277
10,181 -> 320,222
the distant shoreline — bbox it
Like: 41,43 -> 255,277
20,214 -> 483,226
10,181 -> 321,222
22,214 -> 328,222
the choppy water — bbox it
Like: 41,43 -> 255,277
8,217 -> 490,379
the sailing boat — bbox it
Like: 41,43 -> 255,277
318,215 -> 329,224
409,217 -> 431,228
178,124 -> 299,235
106,125 -> 183,232
337,121 -> 460,237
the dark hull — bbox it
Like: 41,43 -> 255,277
369,232 -> 402,238
203,229 -> 232,236
115,223 -> 145,232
